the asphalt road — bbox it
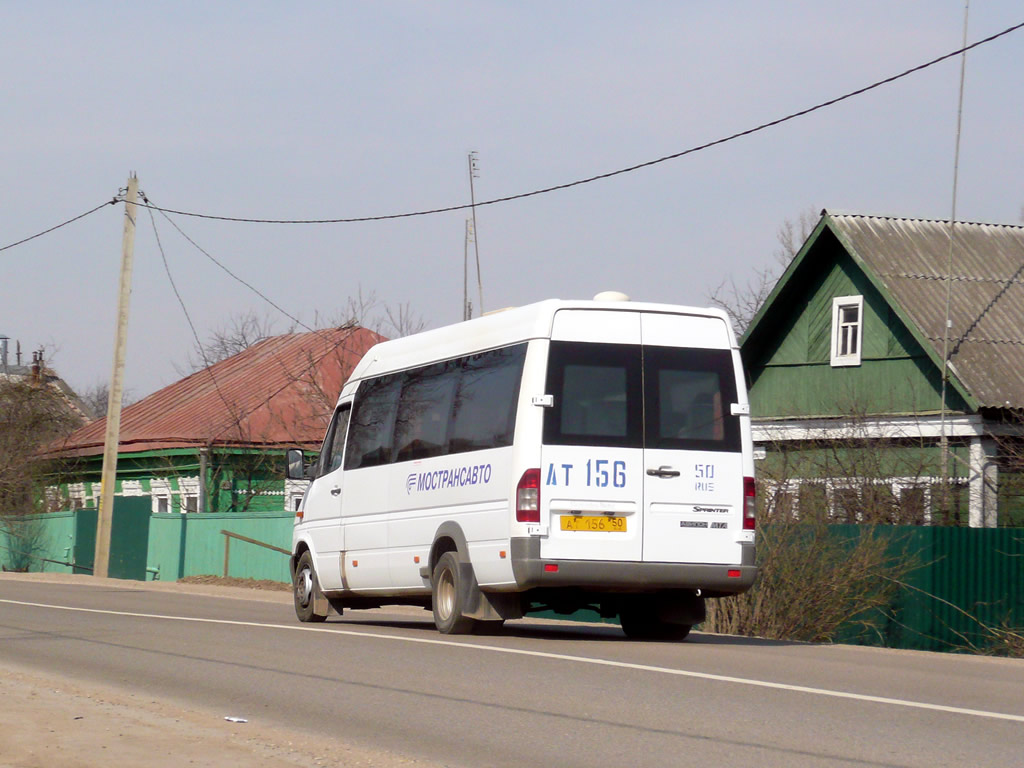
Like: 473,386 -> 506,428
1,574 -> 1022,768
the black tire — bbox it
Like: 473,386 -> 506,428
431,551 -> 476,634
293,551 -> 328,623
619,604 -> 691,641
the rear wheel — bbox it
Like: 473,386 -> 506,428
293,551 -> 328,623
431,552 -> 476,634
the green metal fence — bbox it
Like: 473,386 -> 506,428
0,511 -> 76,573
147,511 -> 293,581
1,508 -> 293,582
824,525 -> 1024,653
4,509 -> 1022,654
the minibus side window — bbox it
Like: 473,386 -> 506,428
544,342 -> 642,448
344,374 -> 402,469
394,360 -> 459,462
449,344 -> 526,454
317,404 -> 351,477
644,346 -> 740,452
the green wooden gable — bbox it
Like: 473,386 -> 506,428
742,214 -> 974,420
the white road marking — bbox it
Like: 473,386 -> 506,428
4,598 -> 1023,724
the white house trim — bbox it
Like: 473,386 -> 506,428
830,295 -> 863,367
752,413 -> 985,442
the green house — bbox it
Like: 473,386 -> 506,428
41,327 -> 380,516
742,211 -> 1024,527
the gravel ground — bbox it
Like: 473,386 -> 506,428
0,573 -> 444,768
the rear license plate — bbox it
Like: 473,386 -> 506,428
560,515 -> 627,532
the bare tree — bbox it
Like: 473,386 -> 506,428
0,379 -> 83,569
325,287 -> 425,339
180,293 -> 424,378
79,381 -> 136,420
177,309 -> 289,376
708,207 -> 819,333
157,296 -> 422,513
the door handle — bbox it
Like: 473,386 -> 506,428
646,466 -> 680,478
330,487 -> 342,496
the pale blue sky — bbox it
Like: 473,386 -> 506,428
3,2 -> 1022,398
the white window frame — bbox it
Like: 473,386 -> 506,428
831,295 -> 863,367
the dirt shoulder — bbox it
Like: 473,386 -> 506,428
0,572 -> 439,768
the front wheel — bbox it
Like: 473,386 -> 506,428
431,552 -> 476,634
293,551 -> 328,623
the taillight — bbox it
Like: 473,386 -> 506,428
743,476 -> 756,530
516,468 -> 541,523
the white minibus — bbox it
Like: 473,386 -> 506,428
288,295 -> 756,639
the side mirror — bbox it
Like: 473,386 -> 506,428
286,448 -> 305,480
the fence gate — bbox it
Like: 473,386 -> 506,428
73,498 -> 152,580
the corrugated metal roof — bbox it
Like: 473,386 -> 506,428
828,213 -> 1024,409
44,326 -> 382,458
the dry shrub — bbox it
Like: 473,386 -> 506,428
704,519 -> 917,642
984,625 -> 1024,658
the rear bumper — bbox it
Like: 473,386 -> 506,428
509,537 -> 757,594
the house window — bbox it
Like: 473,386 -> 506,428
183,495 -> 198,513
831,295 -> 863,367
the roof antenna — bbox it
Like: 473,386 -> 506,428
938,1 -> 970,522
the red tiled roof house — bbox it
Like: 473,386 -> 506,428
42,327 -> 380,515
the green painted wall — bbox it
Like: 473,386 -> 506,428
53,448 -> 301,516
757,441 -> 971,481
998,471 -> 1024,527
744,234 -> 969,419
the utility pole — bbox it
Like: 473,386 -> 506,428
94,174 -> 139,578
467,151 -> 483,315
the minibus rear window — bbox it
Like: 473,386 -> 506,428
544,342 -> 642,448
644,346 -> 740,452
544,341 -> 740,452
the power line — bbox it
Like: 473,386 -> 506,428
130,20 -> 1024,226
149,202 -> 370,452
2,19 -> 1021,250
146,202 -> 249,430
144,193 -> 314,333
0,199 -> 118,252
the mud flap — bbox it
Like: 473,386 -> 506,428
313,587 -> 331,618
458,562 -> 524,621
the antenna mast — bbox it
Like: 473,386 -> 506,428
938,1 -> 970,519
463,218 -> 474,320
468,151 -> 483,315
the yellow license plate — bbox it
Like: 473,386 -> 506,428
560,515 -> 627,532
